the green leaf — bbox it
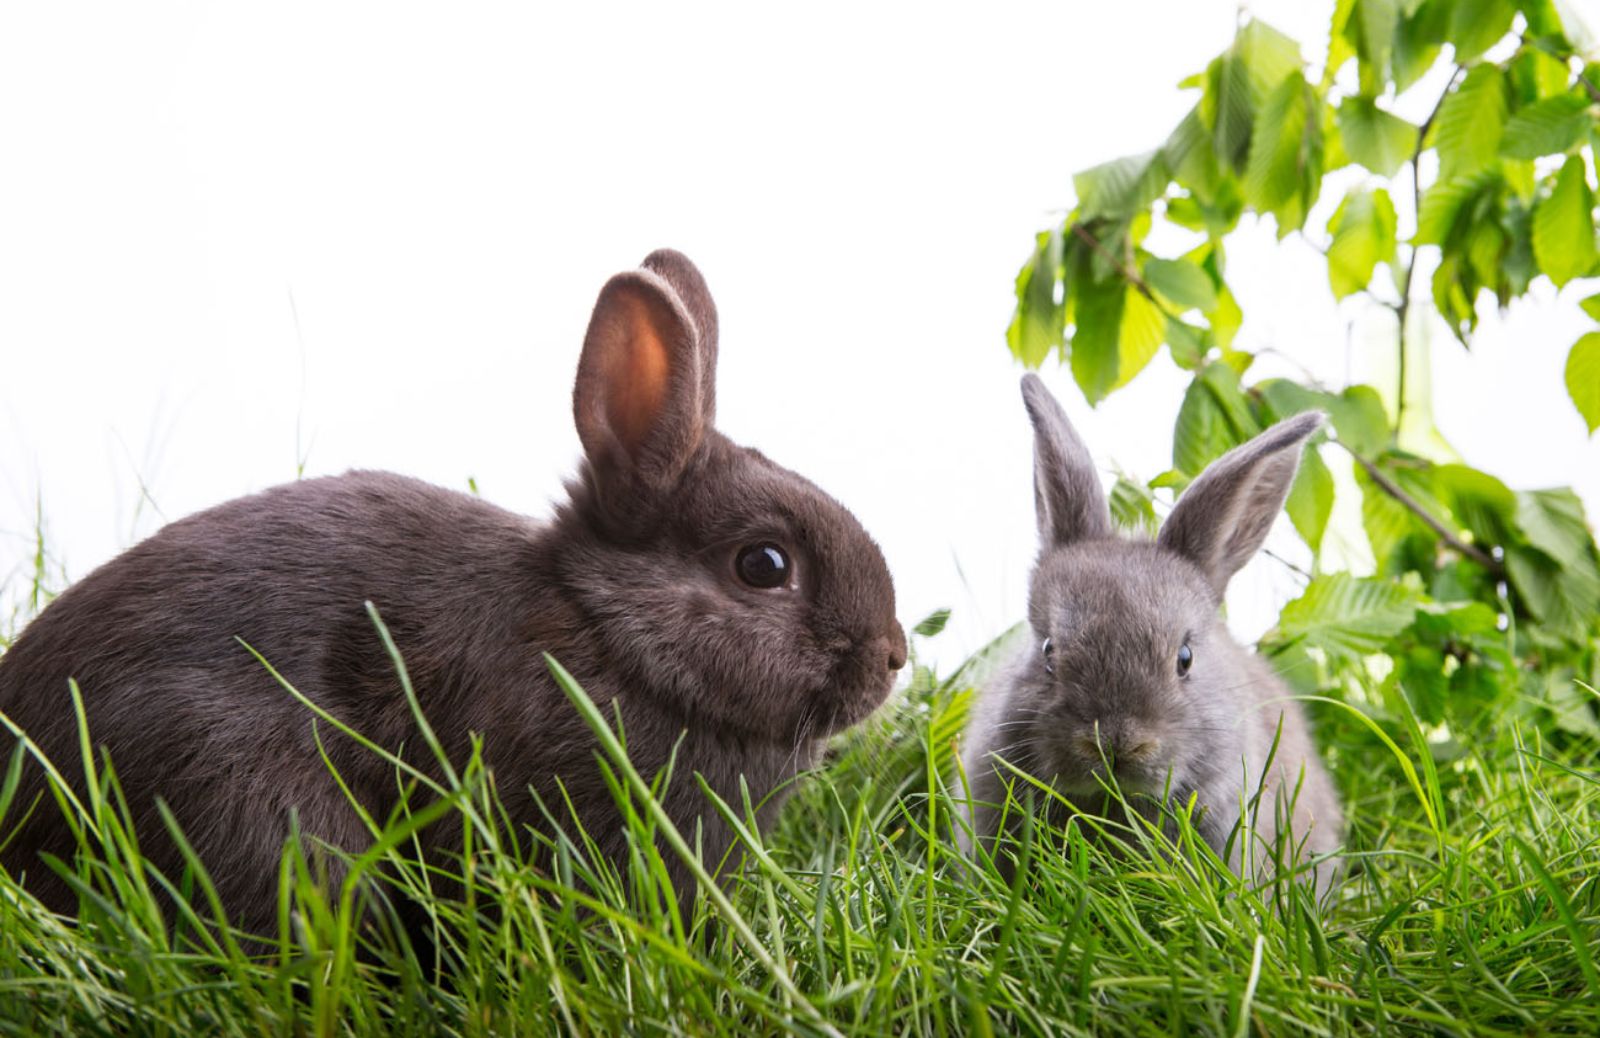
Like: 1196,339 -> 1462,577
1515,488 -> 1598,564
1114,287 -> 1166,391
1325,0 -> 1358,86
1277,573 -> 1423,662
1416,170 -> 1501,246
1109,476 -> 1159,533
913,608 -> 951,638
1566,331 -> 1600,433
1507,546 -> 1600,641
1008,228 -> 1067,367
1075,150 -> 1170,220
1244,71 -> 1324,234
1172,362 -> 1260,476
1286,446 -> 1335,553
1166,317 -> 1210,369
1336,97 -> 1419,177
1326,188 -> 1399,298
1447,0 -> 1517,64
1393,0 -> 1449,92
1210,284 -> 1243,348
1345,0 -> 1399,95
1203,20 -> 1303,173
1501,94 -> 1594,159
1330,385 -> 1392,455
1070,273 -> 1125,404
1143,257 -> 1218,312
1581,292 -> 1600,322
1429,65 -> 1509,182
1532,155 -> 1598,287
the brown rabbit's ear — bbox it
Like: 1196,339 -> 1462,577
1021,373 -> 1111,547
1157,411 -> 1326,597
642,248 -> 719,418
574,269 -> 708,493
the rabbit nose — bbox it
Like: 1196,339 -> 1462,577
882,623 -> 908,672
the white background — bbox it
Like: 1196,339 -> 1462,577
3,1 -> 1598,668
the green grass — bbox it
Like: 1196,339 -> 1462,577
1,603 -> 1598,1036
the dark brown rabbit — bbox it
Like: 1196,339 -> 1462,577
961,374 -> 1342,895
0,250 -> 906,935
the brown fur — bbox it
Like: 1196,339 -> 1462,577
0,251 -> 906,935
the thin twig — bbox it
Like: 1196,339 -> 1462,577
1577,71 -> 1600,105
1337,440 -> 1504,575
1068,221 -> 1182,322
1395,65 -> 1465,438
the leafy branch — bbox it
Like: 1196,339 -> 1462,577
1005,0 -> 1600,738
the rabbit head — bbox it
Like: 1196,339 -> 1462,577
1009,373 -> 1323,800
556,250 -> 906,744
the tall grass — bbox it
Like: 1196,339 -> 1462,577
1,605 -> 1597,1035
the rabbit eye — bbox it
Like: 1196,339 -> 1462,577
1041,637 -> 1055,676
735,543 -> 791,589
1176,641 -> 1193,678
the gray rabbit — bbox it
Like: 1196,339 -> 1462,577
962,374 -> 1343,894
0,250 -> 907,933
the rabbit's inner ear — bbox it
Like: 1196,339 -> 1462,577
599,294 -> 671,453
642,248 -> 719,420
574,270 -> 706,485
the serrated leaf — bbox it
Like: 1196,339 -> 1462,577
1507,545 -> 1600,641
1166,318 -> 1210,369
1429,65 -> 1509,182
1008,228 -> 1067,367
1165,106 -> 1223,199
1075,150 -> 1171,220
1070,273 -> 1126,405
1172,362 -> 1260,476
1286,446 -> 1335,553
1566,331 -> 1600,433
1331,385 -> 1391,455
1277,573 -> 1423,662
1114,286 -> 1166,391
1109,476 -> 1159,533
1416,170 -> 1501,246
1143,257 -> 1218,311
1448,0 -> 1517,64
1393,0 -> 1449,92
1326,187 -> 1399,298
1346,0 -> 1400,95
913,608 -> 951,638
1336,97 -> 1419,176
1325,0 -> 1358,86
1244,71 -> 1323,234
1501,94 -> 1594,159
1533,155 -> 1598,287
1515,487 -> 1597,564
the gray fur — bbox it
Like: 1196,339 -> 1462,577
0,251 -> 906,935
962,380 -> 1342,895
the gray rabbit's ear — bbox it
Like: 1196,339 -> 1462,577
642,249 -> 719,420
1021,373 -> 1111,547
1157,411 -> 1326,596
574,268 -> 708,494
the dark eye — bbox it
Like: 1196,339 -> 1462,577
1176,641 -> 1193,678
735,543 -> 792,589
1041,637 -> 1055,675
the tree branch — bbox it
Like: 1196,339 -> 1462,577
1337,441 -> 1505,575
1068,221 -> 1181,322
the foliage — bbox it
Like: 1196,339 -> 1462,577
1008,0 -> 1600,743
0,620 -> 1596,1036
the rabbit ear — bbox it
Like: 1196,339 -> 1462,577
574,268 -> 708,493
642,249 -> 719,419
1021,373 -> 1111,547
1157,412 -> 1325,596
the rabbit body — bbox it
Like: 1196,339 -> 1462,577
963,376 -> 1342,893
0,252 -> 906,933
